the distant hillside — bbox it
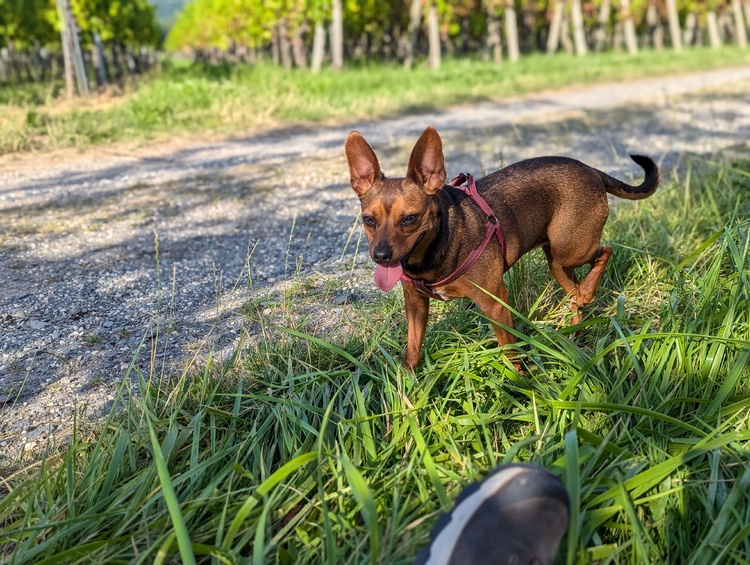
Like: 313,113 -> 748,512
151,0 -> 188,25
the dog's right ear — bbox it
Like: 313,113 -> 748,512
345,131 -> 382,199
407,127 -> 446,194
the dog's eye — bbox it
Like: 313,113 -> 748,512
401,214 -> 419,226
362,215 -> 376,227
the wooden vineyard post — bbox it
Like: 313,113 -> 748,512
331,0 -> 343,70
505,0 -> 520,61
404,0 -> 422,69
427,2 -> 441,70
571,0 -> 589,55
57,0 -> 89,96
665,0 -> 683,51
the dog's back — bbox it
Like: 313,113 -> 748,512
476,156 -> 659,267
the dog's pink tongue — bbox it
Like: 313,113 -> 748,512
374,264 -> 403,291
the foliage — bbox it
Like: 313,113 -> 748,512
0,0 -> 160,48
164,0 -> 479,51
0,0 -> 57,47
71,0 -> 160,46
166,0 -> 281,50
165,0 -> 712,54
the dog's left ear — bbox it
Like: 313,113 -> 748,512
407,127 -> 446,194
345,131 -> 382,199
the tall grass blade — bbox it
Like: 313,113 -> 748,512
146,415 -> 197,565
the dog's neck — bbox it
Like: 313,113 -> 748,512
402,188 -> 460,279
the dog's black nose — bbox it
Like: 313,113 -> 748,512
373,243 -> 393,264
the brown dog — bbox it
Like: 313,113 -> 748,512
345,127 -> 659,369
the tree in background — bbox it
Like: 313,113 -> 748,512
0,0 -> 57,82
72,0 -> 159,46
1,0 -> 160,90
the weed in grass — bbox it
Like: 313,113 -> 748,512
0,160 -> 749,562
86,374 -> 107,388
8,355 -> 21,374
83,334 -> 104,345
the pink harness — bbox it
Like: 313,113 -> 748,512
400,173 -> 506,301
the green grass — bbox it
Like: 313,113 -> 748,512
2,46 -> 750,155
1,153 -> 749,563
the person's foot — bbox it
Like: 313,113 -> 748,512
416,463 -> 570,565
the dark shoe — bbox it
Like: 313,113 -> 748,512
416,463 -> 570,565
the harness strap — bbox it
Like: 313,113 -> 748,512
400,173 -> 506,301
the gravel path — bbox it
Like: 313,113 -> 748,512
1,67 -> 750,463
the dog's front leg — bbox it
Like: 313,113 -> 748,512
474,284 -> 517,351
403,285 -> 430,369
478,291 -> 524,370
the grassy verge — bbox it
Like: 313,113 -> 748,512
1,152 -> 749,562
1,46 -> 750,155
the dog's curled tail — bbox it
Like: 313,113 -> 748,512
601,155 -> 660,200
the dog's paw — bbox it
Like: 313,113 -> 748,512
402,358 -> 420,371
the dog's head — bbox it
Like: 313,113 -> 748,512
345,127 -> 447,291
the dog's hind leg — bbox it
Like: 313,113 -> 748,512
575,246 -> 613,313
544,244 -> 612,324
543,244 -> 582,322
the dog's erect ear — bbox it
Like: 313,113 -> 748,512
407,127 -> 446,195
345,131 -> 382,199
